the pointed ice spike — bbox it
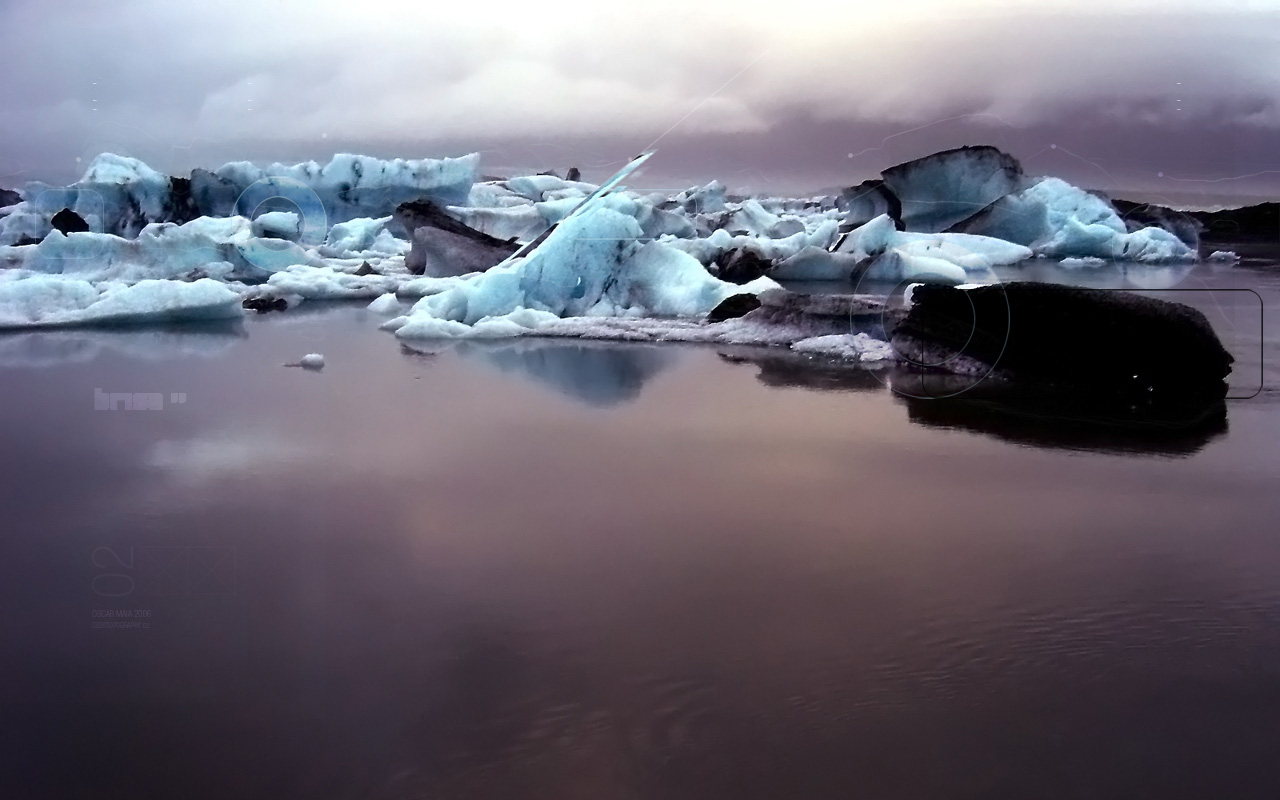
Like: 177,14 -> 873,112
496,151 -> 655,267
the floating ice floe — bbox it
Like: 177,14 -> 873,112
792,333 -> 897,362
0,276 -> 243,329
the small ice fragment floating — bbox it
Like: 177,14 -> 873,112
285,353 -> 325,370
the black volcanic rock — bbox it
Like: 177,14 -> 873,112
394,199 -> 519,277
566,167 -> 581,182
51,207 -> 90,234
891,282 -> 1233,420
706,292 -> 761,322
242,296 -> 289,314
1188,202 -> 1280,243
881,145 -> 1026,233
715,247 -> 772,284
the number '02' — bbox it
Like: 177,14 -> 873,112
92,547 -> 135,597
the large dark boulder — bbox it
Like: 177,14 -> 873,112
394,199 -> 519,277
890,282 -> 1233,422
51,207 -> 90,234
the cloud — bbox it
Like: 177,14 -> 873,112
1,0 -> 1277,190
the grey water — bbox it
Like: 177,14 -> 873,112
1,259 -> 1279,799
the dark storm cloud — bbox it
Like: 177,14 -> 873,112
1,0 -> 1276,203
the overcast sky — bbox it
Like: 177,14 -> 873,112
2,0 -> 1278,204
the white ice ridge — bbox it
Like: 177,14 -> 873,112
0,276 -> 243,329
1,152 -> 479,244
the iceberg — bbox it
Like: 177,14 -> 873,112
0,152 -> 479,246
385,201 -> 777,340
0,217 -> 326,283
881,145 -> 1026,233
0,276 -> 243,329
949,177 -> 1195,263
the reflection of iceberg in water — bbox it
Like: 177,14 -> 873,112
402,338 -> 680,408
717,347 -> 887,393
0,321 -> 245,368
892,370 -> 1228,457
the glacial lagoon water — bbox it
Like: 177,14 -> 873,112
1,259 -> 1279,799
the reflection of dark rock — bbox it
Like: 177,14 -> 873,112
0,188 -> 20,208
1187,202 -> 1280,243
897,384 -> 1227,457
891,282 -> 1233,421
715,248 -> 772,284
837,179 -> 902,230
707,292 -> 761,322
1110,199 -> 1202,248
395,199 -> 519,277
51,207 -> 89,234
460,340 -> 677,408
748,288 -> 885,338
719,348 -> 885,393
881,145 -> 1026,233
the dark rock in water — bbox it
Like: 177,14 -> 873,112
355,260 -> 378,276
394,199 -> 519,277
566,167 -> 581,182
837,179 -> 902,231
1110,198 -> 1201,248
715,247 -> 772,284
706,292 -> 761,322
1188,202 -> 1280,243
0,188 -> 20,208
243,296 -> 289,314
881,145 -> 1026,233
51,207 -> 90,234
890,282 -> 1233,421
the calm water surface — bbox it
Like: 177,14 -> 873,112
1,261 -> 1279,799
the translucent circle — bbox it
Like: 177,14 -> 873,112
848,244 -> 1012,399
232,177 -> 328,274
